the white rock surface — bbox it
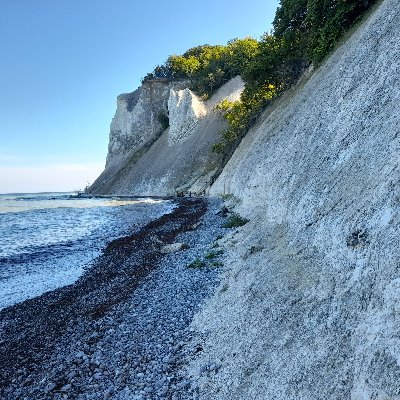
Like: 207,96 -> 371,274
89,79 -> 189,193
160,242 -> 188,254
205,75 -> 244,109
168,88 -> 207,145
106,79 -> 179,167
89,77 -> 245,195
189,0 -> 400,398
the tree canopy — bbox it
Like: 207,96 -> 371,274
141,0 -> 379,152
142,38 -> 259,98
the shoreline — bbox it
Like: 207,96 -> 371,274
76,193 -> 175,200
76,193 -> 210,200
0,196 -> 174,310
0,197 -> 226,399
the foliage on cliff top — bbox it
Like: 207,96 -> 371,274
273,0 -> 379,65
213,0 -> 379,151
141,0 -> 379,150
142,38 -> 259,98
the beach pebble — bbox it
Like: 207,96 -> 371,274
45,382 -> 57,393
160,242 -> 189,253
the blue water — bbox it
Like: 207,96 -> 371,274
0,192 -> 173,310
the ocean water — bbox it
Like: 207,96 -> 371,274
0,192 -> 173,310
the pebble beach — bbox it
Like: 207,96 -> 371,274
0,197 -> 227,400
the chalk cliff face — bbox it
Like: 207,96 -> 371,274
188,0 -> 400,398
90,79 -> 187,192
168,88 -> 207,145
106,80 -> 175,167
89,1 -> 399,396
89,76 -> 244,195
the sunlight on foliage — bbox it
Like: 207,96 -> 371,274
142,0 -> 379,153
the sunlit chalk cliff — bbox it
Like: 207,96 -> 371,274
106,79 -> 180,167
89,0 -> 399,397
89,76 -> 244,195
186,0 -> 400,398
168,88 -> 207,145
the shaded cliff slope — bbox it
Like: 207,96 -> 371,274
187,0 -> 400,398
89,77 -> 244,195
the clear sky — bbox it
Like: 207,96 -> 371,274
0,0 -> 279,194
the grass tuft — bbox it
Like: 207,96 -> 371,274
220,283 -> 229,293
212,261 -> 223,267
223,213 -> 249,228
187,258 -> 205,269
205,249 -> 224,260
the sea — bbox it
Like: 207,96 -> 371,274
0,192 -> 173,311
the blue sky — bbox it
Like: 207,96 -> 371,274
0,0 -> 279,193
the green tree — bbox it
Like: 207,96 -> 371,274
273,0 -> 308,39
168,55 -> 201,78
223,37 -> 260,78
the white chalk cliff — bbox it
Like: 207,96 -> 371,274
168,88 -> 207,145
107,79 -> 181,167
89,0 -> 400,396
89,76 -> 244,195
187,0 -> 400,398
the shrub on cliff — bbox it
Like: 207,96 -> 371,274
223,213 -> 249,228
